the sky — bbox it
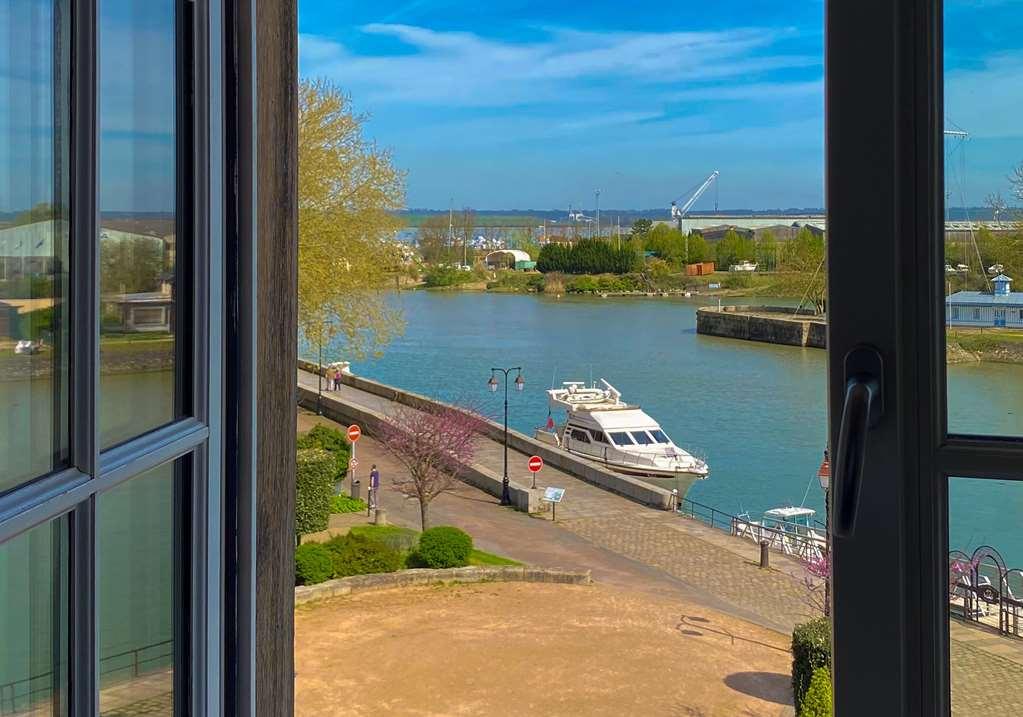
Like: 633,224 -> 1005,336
297,0 -> 1023,211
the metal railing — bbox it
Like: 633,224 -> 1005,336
950,546 -> 1023,639
678,497 -> 826,562
0,640 -> 173,715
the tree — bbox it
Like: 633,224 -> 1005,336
776,227 -> 827,313
1011,161 -> 1023,203
685,232 -> 710,264
378,403 -> 484,530
644,223 -> 684,263
99,235 -> 164,295
631,218 -> 652,238
298,79 -> 407,362
715,229 -> 756,268
417,214 -> 453,264
757,229 -> 778,271
455,208 -> 476,266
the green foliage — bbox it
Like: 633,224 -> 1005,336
295,542 -> 334,586
468,549 -> 522,566
715,230 -> 757,268
798,668 -> 833,717
423,266 -> 475,287
631,218 -> 653,238
330,493 -> 367,514
0,274 -> 54,299
99,235 -> 165,295
16,307 -> 54,340
685,233 -> 711,264
410,526 -> 473,568
296,424 -> 351,481
722,272 -> 754,289
324,532 -> 405,577
644,224 -> 685,263
295,448 -> 336,536
486,271 -> 545,292
791,617 -> 832,714
757,230 -> 779,271
536,238 -> 636,275
564,273 -> 644,294
349,524 -> 420,552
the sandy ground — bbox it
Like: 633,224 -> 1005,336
295,582 -> 793,717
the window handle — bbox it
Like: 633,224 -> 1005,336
833,346 -> 884,539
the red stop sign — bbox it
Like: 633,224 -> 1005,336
347,424 -> 362,442
528,455 -> 544,473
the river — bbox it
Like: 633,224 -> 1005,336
319,290 -> 1023,566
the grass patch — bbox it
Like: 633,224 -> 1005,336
346,524 -> 521,566
468,549 -> 522,566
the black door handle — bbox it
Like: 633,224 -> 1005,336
832,346 -> 884,539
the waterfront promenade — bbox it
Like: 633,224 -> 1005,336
297,370 -> 1023,713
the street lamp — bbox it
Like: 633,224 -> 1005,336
489,367 -> 524,506
817,448 -> 831,617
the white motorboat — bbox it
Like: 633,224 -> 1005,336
732,506 -> 827,562
534,379 -> 709,482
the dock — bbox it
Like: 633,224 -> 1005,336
696,305 -> 826,348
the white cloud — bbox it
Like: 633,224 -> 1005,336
669,79 -> 822,102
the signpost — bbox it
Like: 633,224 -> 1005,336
527,455 -> 543,489
542,486 -> 565,521
347,424 -> 361,493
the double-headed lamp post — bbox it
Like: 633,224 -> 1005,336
817,448 -> 831,617
488,367 -> 524,506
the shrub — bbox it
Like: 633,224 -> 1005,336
424,267 -> 473,287
412,526 -> 473,568
798,667 -> 833,717
296,424 -> 351,481
330,493 -> 366,514
791,617 -> 832,714
295,448 -> 335,536
350,524 -> 419,552
295,542 -> 333,585
324,533 -> 405,577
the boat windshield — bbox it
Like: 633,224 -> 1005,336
608,431 -> 634,445
649,429 -> 669,443
629,431 -> 654,445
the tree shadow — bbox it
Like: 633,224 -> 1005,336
723,672 -> 792,706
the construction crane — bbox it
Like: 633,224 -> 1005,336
670,170 -> 720,233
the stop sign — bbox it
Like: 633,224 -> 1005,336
528,455 -> 544,473
347,424 -> 362,442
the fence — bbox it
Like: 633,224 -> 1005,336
950,546 -> 1023,639
0,640 -> 173,715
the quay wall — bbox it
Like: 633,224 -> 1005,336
297,361 -> 673,511
696,305 -> 827,349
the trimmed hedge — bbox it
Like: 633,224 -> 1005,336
792,617 -> 832,714
799,667 -> 833,717
324,533 -> 405,577
412,526 -> 473,569
295,542 -> 334,586
295,448 -> 335,536
330,493 -> 367,514
296,424 -> 351,481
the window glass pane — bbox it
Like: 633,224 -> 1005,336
0,517 -> 69,716
630,431 -> 653,445
609,432 -> 633,446
948,477 -> 1023,713
98,462 -> 179,716
98,0 -> 179,448
0,0 -> 70,493
944,2 -> 1023,436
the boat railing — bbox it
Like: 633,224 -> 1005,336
677,497 -> 825,562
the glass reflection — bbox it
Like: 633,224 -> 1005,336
0,518 -> 69,717
98,462 -> 177,716
0,0 -> 70,493
98,0 -> 179,448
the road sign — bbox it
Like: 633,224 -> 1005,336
349,458 -> 359,469
528,455 -> 544,473
347,424 -> 362,442
542,487 -> 565,503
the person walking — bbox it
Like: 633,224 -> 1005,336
333,367 -> 343,391
369,464 -> 380,509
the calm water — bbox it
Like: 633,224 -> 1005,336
314,290 -> 1023,566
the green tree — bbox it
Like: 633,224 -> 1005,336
99,235 -> 164,295
537,242 -> 571,273
298,79 -> 407,361
685,232 -> 710,264
776,227 -> 827,313
644,223 -> 684,263
417,214 -> 455,264
630,218 -> 653,238
715,229 -> 756,268
798,668 -> 833,717
757,229 -> 778,270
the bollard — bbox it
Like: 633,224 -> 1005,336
351,479 -> 361,502
373,508 -> 388,526
759,540 -> 770,569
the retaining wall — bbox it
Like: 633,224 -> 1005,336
297,362 -> 672,510
696,305 -> 827,348
294,566 -> 593,605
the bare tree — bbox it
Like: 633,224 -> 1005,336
1011,162 -> 1023,203
378,402 -> 485,530
986,191 -> 1008,224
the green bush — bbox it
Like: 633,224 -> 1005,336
295,448 -> 335,536
324,533 -> 405,577
791,617 -> 832,714
537,239 -> 636,275
424,267 -> 474,287
295,542 -> 334,585
411,526 -> 473,568
798,667 -> 833,717
350,524 -> 419,552
296,424 -> 351,481
330,493 -> 366,514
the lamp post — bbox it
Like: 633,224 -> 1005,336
488,367 -> 524,506
817,448 -> 831,617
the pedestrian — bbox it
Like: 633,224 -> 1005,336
333,367 -> 343,391
369,464 -> 380,509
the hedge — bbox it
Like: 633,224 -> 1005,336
324,533 -> 405,577
295,448 -> 335,536
792,617 -> 832,714
536,239 -> 637,275
411,526 -> 473,568
330,493 -> 367,514
295,542 -> 333,585
296,424 -> 351,481
798,667 -> 833,717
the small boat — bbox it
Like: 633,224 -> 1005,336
732,506 -> 826,562
534,379 -> 709,483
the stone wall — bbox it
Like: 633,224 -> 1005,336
696,305 -> 827,349
294,566 -> 593,605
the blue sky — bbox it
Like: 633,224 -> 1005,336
298,0 -> 1023,211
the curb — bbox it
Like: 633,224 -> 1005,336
295,566 -> 592,606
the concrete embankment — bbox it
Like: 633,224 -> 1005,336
297,360 -> 673,513
696,305 -> 826,348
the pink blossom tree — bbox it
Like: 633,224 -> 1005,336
377,402 -> 485,531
